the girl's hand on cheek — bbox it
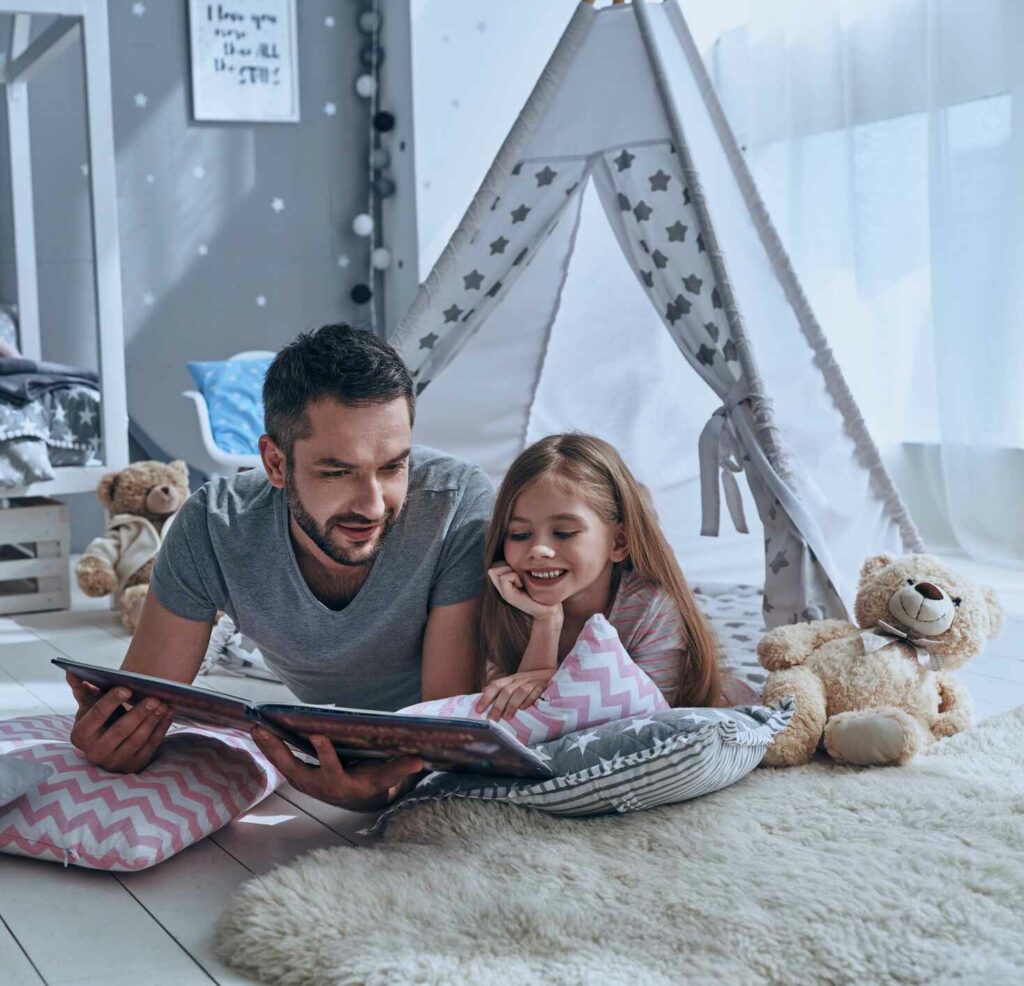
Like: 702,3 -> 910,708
488,563 -> 563,621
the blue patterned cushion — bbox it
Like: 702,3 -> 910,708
188,358 -> 273,455
367,699 -> 794,835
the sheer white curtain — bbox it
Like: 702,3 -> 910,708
687,0 -> 1024,566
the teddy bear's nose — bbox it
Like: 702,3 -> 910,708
915,581 -> 943,601
159,485 -> 170,495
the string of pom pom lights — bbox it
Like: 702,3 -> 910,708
349,0 -> 397,324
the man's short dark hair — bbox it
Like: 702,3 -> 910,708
263,324 -> 415,455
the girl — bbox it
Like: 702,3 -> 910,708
475,433 -> 756,721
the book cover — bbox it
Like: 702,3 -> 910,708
53,658 -> 553,780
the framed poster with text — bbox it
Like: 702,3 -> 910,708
189,0 -> 300,123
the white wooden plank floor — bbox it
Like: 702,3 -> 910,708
0,557 -> 1021,984
0,574 -> 378,986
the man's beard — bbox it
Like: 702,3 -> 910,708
285,471 -> 397,567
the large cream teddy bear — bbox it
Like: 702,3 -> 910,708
759,553 -> 1003,767
75,460 -> 190,632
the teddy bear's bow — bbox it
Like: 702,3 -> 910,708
860,620 -> 944,672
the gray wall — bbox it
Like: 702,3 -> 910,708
1,1 -> 418,548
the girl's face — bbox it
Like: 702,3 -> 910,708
502,474 -> 627,607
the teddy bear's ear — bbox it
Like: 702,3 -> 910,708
859,553 -> 893,584
96,472 -> 119,510
167,460 -> 189,485
983,586 -> 1005,639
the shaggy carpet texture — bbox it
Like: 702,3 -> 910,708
217,707 -> 1024,986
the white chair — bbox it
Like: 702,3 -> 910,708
182,350 -> 274,482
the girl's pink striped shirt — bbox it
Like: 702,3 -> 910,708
606,567 -> 686,699
606,567 -> 757,706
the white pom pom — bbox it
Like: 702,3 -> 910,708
371,247 -> 392,270
352,213 -> 375,237
354,74 -> 377,99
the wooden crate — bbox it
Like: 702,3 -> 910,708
0,497 -> 70,615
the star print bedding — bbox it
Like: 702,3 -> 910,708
0,358 -> 101,487
692,582 -> 769,697
366,698 -> 794,834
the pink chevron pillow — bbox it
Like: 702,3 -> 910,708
0,714 -> 282,871
401,614 -> 670,746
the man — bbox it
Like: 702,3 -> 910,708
67,324 -> 494,811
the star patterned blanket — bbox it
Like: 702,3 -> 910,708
0,366 -> 101,486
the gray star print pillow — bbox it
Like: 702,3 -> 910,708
366,699 -> 794,836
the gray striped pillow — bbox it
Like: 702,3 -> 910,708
367,700 -> 794,835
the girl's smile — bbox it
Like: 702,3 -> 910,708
522,568 -> 569,592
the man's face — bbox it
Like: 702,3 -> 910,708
278,398 -> 412,567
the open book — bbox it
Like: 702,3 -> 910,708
52,658 -> 553,780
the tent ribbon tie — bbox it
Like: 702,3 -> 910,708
699,386 -> 750,537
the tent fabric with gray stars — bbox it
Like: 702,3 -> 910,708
391,0 -> 922,627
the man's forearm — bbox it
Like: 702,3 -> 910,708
120,592 -> 213,684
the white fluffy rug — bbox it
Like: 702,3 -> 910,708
217,707 -> 1024,985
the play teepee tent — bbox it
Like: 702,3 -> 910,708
392,0 -> 923,628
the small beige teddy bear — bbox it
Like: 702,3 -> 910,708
759,553 -> 1003,767
75,460 -> 190,632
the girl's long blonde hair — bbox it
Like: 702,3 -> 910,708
479,433 -> 721,707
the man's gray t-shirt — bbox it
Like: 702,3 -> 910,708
150,446 -> 494,711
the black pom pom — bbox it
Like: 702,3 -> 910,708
350,283 -> 373,304
373,110 -> 396,132
372,175 -> 397,198
360,44 -> 384,69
